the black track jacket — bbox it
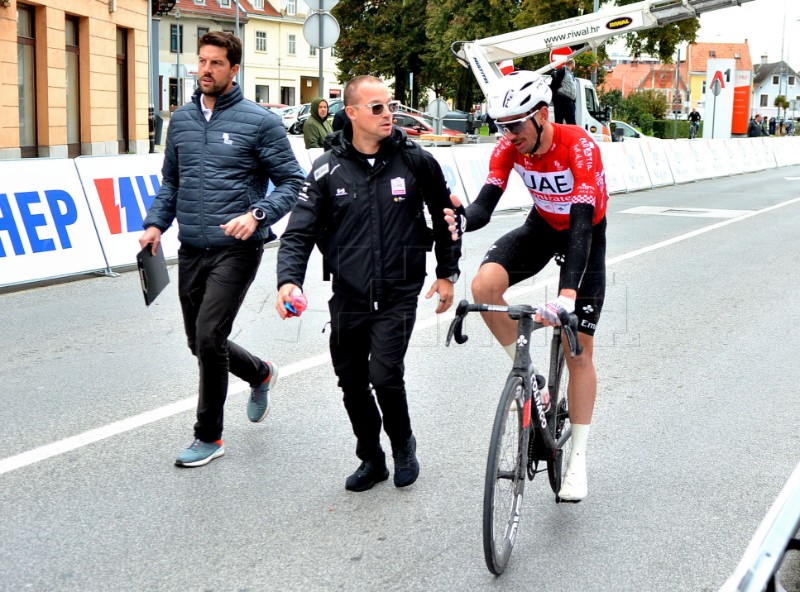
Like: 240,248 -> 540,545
277,125 -> 462,308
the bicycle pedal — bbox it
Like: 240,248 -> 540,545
556,495 -> 582,504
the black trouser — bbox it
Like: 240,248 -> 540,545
178,242 -> 269,442
553,97 -> 576,125
328,293 -> 418,462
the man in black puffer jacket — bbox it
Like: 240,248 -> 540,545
140,32 -> 305,468
276,76 -> 462,492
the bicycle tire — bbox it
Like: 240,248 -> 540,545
483,375 -> 528,575
547,336 -> 571,497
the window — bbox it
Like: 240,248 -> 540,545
773,75 -> 779,85
287,0 -> 296,15
309,45 -> 316,56
789,76 -> 796,86
256,31 -> 267,52
708,50 -> 716,57
701,81 -> 706,94
760,94 -> 769,107
194,0 -> 206,5
66,16 -> 81,158
197,27 -> 209,52
116,29 -> 130,154
255,85 -> 269,103
17,4 -> 37,158
171,24 -> 184,53
281,86 -> 295,105
220,0 -> 230,6
252,0 -> 264,8
288,34 -> 296,55
734,53 -> 741,59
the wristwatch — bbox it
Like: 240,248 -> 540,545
250,207 -> 266,221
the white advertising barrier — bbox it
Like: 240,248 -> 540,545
271,140 -> 317,239
618,141 -> 652,192
723,139 -> 746,174
663,141 -> 702,184
755,137 -> 778,170
0,159 -> 108,287
737,138 -> 765,173
704,139 -> 736,177
74,154 -> 181,268
638,141 -> 675,187
597,143 -> 628,194
774,137 -> 800,166
453,143 -> 530,211
687,140 -> 718,179
420,146 -> 468,206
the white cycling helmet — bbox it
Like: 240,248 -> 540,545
487,70 -> 552,119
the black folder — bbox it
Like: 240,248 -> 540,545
136,244 -> 170,306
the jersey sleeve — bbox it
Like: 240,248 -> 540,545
485,138 -> 516,190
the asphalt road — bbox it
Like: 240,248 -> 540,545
2,166 -> 799,591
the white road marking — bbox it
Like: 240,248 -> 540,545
2,196 -> 799,477
619,206 -> 756,218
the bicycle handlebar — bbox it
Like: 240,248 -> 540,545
446,300 -> 583,357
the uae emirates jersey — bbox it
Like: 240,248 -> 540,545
486,123 -> 608,231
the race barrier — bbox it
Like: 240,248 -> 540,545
3,135 -> 800,288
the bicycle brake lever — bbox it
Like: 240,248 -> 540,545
446,300 -> 470,346
560,311 -> 583,357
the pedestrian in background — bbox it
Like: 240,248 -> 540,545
139,31 -> 305,468
276,75 -> 462,493
304,97 -> 333,149
747,114 -> 763,137
550,58 -> 577,125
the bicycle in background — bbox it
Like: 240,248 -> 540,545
447,300 -> 582,575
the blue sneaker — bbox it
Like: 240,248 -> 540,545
247,362 -> 278,423
175,438 -> 224,468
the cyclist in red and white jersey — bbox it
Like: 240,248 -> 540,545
445,70 -> 607,502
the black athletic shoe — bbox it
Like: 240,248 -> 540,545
345,457 -> 390,492
392,435 -> 419,488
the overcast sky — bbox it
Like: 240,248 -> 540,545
695,0 -> 798,66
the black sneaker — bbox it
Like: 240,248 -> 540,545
392,435 -> 419,488
345,456 -> 389,492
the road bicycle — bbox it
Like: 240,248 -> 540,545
689,121 -> 700,139
446,301 -> 582,575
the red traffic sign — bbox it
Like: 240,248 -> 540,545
549,46 -> 571,67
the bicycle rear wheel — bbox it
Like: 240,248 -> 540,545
547,335 -> 571,497
483,375 -> 528,575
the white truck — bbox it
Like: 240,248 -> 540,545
451,0 -> 755,143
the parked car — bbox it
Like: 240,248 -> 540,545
609,119 -> 656,142
392,112 -> 464,137
287,103 -> 310,134
258,102 -> 289,113
279,106 -> 300,132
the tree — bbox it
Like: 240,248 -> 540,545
606,90 -> 666,133
424,0 -> 521,110
774,95 -> 789,121
331,0 -> 428,107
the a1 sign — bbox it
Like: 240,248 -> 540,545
549,46 -> 571,68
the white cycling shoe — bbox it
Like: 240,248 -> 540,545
558,457 -> 588,502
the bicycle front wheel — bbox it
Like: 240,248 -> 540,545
547,337 -> 571,497
483,375 -> 528,575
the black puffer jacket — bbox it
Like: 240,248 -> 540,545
277,125 -> 462,306
144,84 -> 305,247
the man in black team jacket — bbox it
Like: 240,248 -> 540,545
276,76 -> 462,492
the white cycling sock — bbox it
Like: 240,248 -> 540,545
560,423 -> 591,501
502,342 -> 516,361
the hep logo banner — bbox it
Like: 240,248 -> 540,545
94,175 -> 160,235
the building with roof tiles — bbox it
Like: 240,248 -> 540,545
752,55 -> 799,120
157,0 -> 341,112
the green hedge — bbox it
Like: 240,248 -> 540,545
652,119 -> 703,139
